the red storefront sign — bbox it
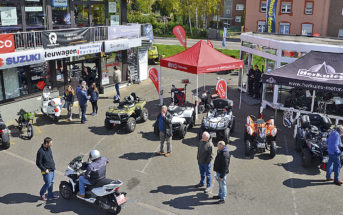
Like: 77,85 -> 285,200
0,34 -> 15,54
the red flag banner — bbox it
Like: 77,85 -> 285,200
207,40 -> 213,48
173,25 -> 187,49
0,34 -> 15,54
216,79 -> 228,99
149,67 -> 159,93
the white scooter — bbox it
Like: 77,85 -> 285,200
59,155 -> 127,214
41,86 -> 62,122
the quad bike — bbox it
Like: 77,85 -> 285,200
16,109 -> 35,140
59,155 -> 127,214
105,92 -> 148,133
198,98 -> 235,145
154,81 -> 195,139
244,111 -> 277,159
0,113 -> 10,149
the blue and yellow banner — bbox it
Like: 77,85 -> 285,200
266,0 -> 278,33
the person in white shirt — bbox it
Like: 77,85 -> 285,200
113,66 -> 122,98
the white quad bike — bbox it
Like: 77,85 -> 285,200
154,83 -> 195,139
41,86 -> 62,122
59,155 -> 127,215
199,98 -> 235,145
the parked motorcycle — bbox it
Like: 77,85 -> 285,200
16,109 -> 35,140
40,86 -> 62,122
59,155 -> 127,214
0,113 -> 10,149
244,110 -> 277,159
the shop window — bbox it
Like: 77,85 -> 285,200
236,4 -> 244,11
258,21 -> 266,32
338,29 -> 343,38
52,6 -> 71,29
235,16 -> 241,23
301,24 -> 312,36
305,2 -> 313,15
279,23 -> 290,34
75,4 -> 89,27
281,2 -> 292,14
91,4 -> 105,26
261,1 -> 267,13
25,0 -> 46,29
0,2 -> 22,30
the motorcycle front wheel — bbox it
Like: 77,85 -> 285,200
27,123 -> 34,140
59,181 -> 73,200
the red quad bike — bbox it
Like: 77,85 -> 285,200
244,112 -> 277,159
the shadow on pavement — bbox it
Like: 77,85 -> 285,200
0,193 -> 40,204
43,198 -> 104,215
150,185 -> 202,195
88,126 -> 116,135
162,193 -> 217,210
181,136 -> 198,147
140,131 -> 159,141
283,178 -> 331,188
275,157 -> 321,176
119,152 -> 156,160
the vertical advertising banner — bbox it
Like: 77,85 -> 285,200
222,27 -> 227,47
149,67 -> 159,93
173,26 -> 187,49
266,0 -> 278,33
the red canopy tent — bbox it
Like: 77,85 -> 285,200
159,40 -> 244,116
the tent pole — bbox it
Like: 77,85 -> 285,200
203,73 -> 205,91
196,74 -> 199,119
311,90 -> 316,113
239,69 -> 243,110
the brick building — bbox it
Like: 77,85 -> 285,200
327,0 -> 343,38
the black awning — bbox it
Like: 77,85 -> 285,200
262,51 -> 343,93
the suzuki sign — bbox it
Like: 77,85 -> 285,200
0,34 -> 15,54
0,49 -> 45,69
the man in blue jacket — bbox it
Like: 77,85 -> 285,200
79,85 -> 90,124
326,125 -> 343,185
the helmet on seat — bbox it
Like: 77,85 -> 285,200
125,95 -> 134,104
89,150 -> 101,161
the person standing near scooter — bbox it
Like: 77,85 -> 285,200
36,137 -> 59,201
326,125 -> 343,185
79,85 -> 90,124
64,85 -> 75,121
88,82 -> 99,116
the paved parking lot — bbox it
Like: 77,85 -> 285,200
0,68 -> 343,215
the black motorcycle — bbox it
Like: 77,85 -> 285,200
0,113 -> 10,149
198,89 -> 219,114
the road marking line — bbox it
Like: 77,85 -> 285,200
136,201 -> 176,215
2,150 -> 64,176
136,145 -> 160,174
10,142 -> 15,145
34,126 -> 42,133
284,136 -> 298,215
94,137 -> 106,149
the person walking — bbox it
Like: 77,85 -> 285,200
213,141 -> 230,204
88,82 -> 99,116
253,65 -> 262,99
36,137 -> 59,201
195,131 -> 214,193
113,66 -> 122,98
79,85 -> 90,124
247,65 -> 255,97
155,105 -> 173,157
326,125 -> 343,185
64,85 -> 75,121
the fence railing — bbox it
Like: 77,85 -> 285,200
8,24 -> 148,51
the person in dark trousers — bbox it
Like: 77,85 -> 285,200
88,82 -> 99,116
247,65 -> 255,96
213,141 -> 230,204
36,137 -> 59,201
64,85 -> 75,121
326,125 -> 343,185
113,66 -> 122,98
76,81 -> 87,119
253,65 -> 262,99
156,105 -> 173,157
195,131 -> 214,193
82,67 -> 90,86
77,150 -> 109,198
79,85 -> 90,124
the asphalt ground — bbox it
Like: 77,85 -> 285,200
0,67 -> 343,215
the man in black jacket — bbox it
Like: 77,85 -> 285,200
36,137 -> 58,201
155,105 -> 173,157
247,65 -> 255,96
213,141 -> 230,204
253,65 -> 262,99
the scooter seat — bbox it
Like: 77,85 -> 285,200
86,178 -> 116,189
